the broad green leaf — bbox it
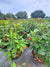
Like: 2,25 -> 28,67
4,42 -> 10,46
7,52 -> 11,57
12,48 -> 17,53
3,52 -> 7,56
34,29 -> 39,33
14,40 -> 19,43
7,45 -> 12,50
35,44 -> 39,48
20,47 -> 23,52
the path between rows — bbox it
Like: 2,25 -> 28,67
0,48 -> 46,67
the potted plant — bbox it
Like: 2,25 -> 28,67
0,36 -> 8,50
0,21 -> 10,49
0,29 -> 27,62
0,28 -> 9,49
29,28 -> 50,67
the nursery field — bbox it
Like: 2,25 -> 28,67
0,18 -> 50,67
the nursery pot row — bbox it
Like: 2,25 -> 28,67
1,46 -> 46,64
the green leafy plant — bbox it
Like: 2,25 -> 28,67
0,18 -> 50,67
1,29 -> 27,60
29,28 -> 50,66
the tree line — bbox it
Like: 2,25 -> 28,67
0,10 -> 50,20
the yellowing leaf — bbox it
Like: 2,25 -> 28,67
22,63 -> 27,66
18,65 -> 21,67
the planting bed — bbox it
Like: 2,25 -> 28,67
0,18 -> 50,67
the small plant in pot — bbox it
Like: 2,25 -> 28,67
25,34 -> 32,47
2,30 -> 27,62
0,35 -> 9,50
29,29 -> 50,67
0,22 -> 10,49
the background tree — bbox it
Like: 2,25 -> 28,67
0,11 -> 5,20
5,13 -> 16,19
31,10 -> 46,18
15,11 -> 28,19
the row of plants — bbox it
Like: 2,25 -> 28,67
0,18 -> 50,67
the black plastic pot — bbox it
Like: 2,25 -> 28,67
1,46 -> 7,49
26,43 -> 30,47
